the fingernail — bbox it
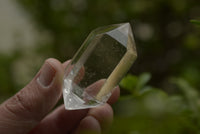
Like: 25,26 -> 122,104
38,62 -> 56,87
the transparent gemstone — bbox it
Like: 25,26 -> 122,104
63,23 -> 137,110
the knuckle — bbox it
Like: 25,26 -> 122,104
15,90 -> 33,113
89,103 -> 113,123
3,89 -> 36,120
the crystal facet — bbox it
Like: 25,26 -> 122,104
63,23 -> 137,110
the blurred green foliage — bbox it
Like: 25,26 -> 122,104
111,74 -> 200,133
0,0 -> 200,133
191,20 -> 200,25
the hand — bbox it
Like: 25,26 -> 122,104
0,58 -> 120,134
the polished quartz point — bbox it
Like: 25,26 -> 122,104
63,23 -> 137,110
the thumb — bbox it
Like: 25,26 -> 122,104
0,58 -> 64,134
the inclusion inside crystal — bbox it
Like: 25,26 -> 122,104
63,23 -> 137,110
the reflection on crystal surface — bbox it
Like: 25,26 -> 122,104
63,23 -> 137,110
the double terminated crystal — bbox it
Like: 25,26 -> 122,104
63,23 -> 137,110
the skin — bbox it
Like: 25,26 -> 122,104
0,58 -> 120,134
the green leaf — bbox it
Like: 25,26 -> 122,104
120,74 -> 138,93
136,72 -> 151,91
171,77 -> 200,126
120,73 -> 151,95
171,78 -> 199,101
190,20 -> 200,25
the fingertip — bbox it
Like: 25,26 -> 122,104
107,86 -> 120,104
45,58 -> 64,76
62,60 -> 71,68
36,58 -> 64,99
88,103 -> 113,131
46,58 -> 64,83
74,116 -> 101,134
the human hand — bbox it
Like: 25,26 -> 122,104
0,58 -> 120,134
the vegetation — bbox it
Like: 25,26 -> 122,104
0,0 -> 200,133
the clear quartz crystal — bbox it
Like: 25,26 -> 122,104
63,23 -> 137,110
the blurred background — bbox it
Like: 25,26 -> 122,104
0,0 -> 200,133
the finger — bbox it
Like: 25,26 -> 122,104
0,58 -> 64,134
73,103 -> 113,134
63,60 -> 71,68
28,81 -> 118,134
29,105 -> 88,134
85,80 -> 120,104
87,103 -> 113,131
63,60 -> 85,84
61,60 -> 85,100
73,116 -> 101,134
85,79 -> 106,97
63,60 -> 120,104
29,79 -> 119,134
107,86 -> 120,105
